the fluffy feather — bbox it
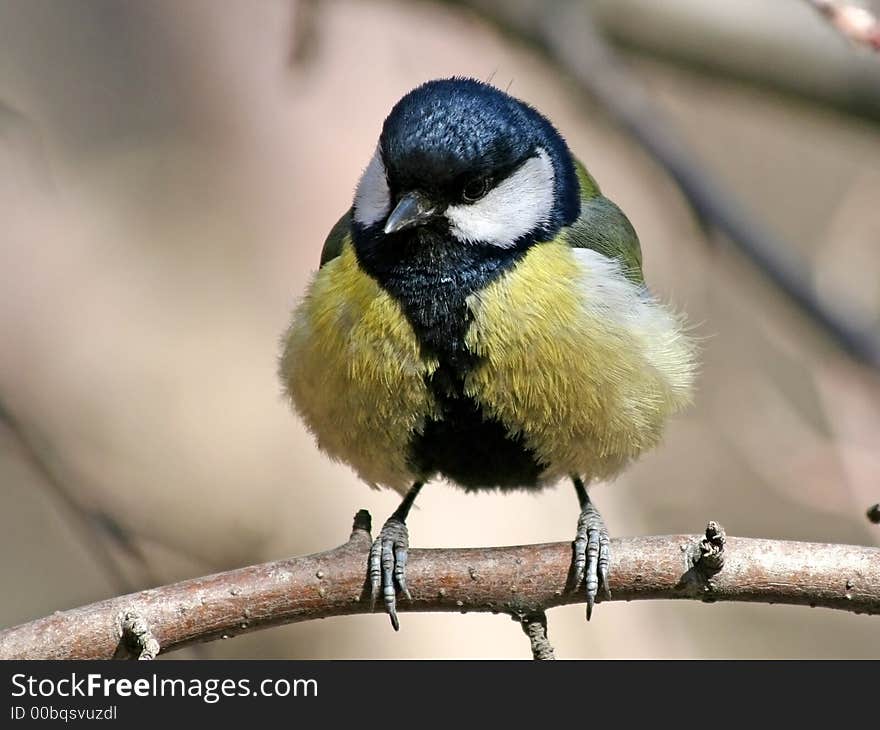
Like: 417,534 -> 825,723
282,236 -> 695,491
280,241 -> 438,492
464,240 -> 697,484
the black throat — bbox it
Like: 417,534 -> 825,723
354,224 -> 528,387
353,225 -> 546,489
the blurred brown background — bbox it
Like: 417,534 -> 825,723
1,0 -> 879,658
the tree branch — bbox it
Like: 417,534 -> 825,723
1,512 -> 877,659
519,612 -> 556,660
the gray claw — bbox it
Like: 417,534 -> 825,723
394,544 -> 411,600
599,530 -> 611,600
368,517 -> 410,631
369,538 -> 381,610
573,501 -> 611,621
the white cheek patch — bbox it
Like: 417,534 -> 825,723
445,147 -> 555,248
352,146 -> 391,227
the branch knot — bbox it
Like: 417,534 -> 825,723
115,610 -> 160,660
696,521 -> 726,577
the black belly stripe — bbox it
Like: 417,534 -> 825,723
412,392 -> 544,491
353,224 -> 547,489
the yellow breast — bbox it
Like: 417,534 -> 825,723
279,241 -> 438,492
282,238 -> 695,492
464,240 -> 696,484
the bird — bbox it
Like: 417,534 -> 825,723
279,77 -> 697,631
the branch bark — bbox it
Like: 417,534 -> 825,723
1,512 -> 878,659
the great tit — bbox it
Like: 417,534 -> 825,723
280,77 -> 696,631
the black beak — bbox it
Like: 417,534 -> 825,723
383,191 -> 437,235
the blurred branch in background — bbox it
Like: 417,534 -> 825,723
289,0 -> 321,67
0,397 -> 146,593
1,513 -> 878,660
806,0 -> 880,51
0,98 -> 52,192
448,0 -> 880,369
0,396 -> 214,595
592,0 -> 880,120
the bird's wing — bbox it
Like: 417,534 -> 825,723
565,158 -> 644,285
319,208 -> 353,267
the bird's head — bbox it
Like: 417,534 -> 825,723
351,78 -> 581,254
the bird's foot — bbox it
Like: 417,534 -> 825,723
369,517 -> 411,631
572,500 -> 611,621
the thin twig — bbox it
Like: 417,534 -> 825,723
806,0 -> 880,51
1,511 -> 877,659
448,0 -> 880,369
519,612 -> 556,660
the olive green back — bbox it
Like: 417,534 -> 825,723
567,158 -> 643,284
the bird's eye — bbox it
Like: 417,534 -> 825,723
462,177 -> 492,203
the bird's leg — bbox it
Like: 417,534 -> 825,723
571,476 -> 611,620
369,481 -> 423,631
